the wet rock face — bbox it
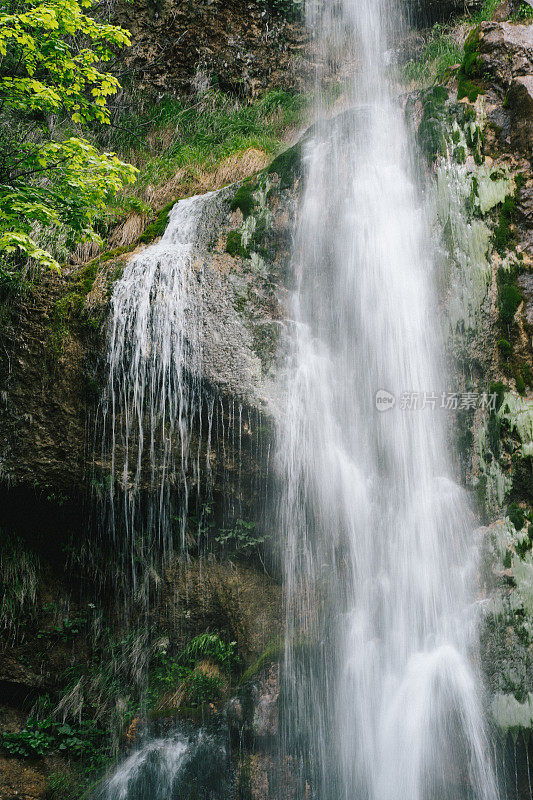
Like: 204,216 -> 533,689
408,0 -> 482,25
0,164 -> 298,494
472,21 -> 533,228
476,22 -> 533,91
508,75 -> 533,159
0,279 -> 91,493
112,0 -> 310,96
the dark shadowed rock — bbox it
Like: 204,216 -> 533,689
509,75 -> 533,158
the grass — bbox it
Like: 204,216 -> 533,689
402,23 -> 463,87
94,88 -> 309,235
401,0 -> 532,90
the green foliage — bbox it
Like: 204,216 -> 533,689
215,518 -> 267,554
457,27 -> 484,102
513,2 -> 533,19
186,672 -> 224,707
402,23 -> 462,87
0,529 -> 39,637
37,613 -> 87,642
181,632 -> 239,672
104,89 -> 307,225
472,0 -> 501,21
494,196 -> 517,256
255,0 -> 303,20
0,0 -> 136,278
44,772 -> 79,800
0,717 -> 105,759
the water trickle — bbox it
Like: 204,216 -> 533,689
278,2 -> 499,800
96,726 -> 229,800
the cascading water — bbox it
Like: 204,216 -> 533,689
279,2 -> 500,800
97,192 -> 217,575
96,724 -> 230,800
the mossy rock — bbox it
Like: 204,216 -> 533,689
230,183 -> 257,218
137,199 -> 176,244
226,230 -> 250,258
239,639 -> 283,684
265,140 -> 303,189
457,27 -> 485,102
418,87 -> 449,160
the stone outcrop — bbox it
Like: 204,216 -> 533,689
0,152 -> 299,493
473,21 -> 533,159
111,0 -> 310,97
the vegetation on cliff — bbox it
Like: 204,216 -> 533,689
0,0 -> 136,287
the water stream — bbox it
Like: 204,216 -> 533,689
278,1 -> 500,800
97,1 -> 502,797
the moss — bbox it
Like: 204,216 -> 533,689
457,27 -> 485,102
98,246 -> 132,263
515,172 -> 527,192
239,639 -> 283,684
512,455 -> 533,505
494,196 -> 518,256
265,140 -> 303,189
498,338 -> 513,359
226,230 -> 249,259
230,182 -> 257,218
454,146 -> 466,164
137,199 -> 177,244
516,372 -> 527,396
521,363 -> 533,388
489,382 -> 509,412
509,503 -> 526,531
418,87 -> 449,160
498,281 -> 523,328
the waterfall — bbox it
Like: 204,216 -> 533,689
278,1 -> 500,799
97,192 -> 217,576
96,725 -> 229,800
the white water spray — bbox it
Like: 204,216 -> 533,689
278,2 -> 499,800
98,193 -> 216,560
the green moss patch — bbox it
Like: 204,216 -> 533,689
226,230 -> 250,258
230,183 -> 257,218
418,87 -> 449,160
457,27 -> 485,102
494,196 -> 518,256
239,639 -> 283,684
265,140 -> 303,189
137,199 -> 176,244
497,267 -> 523,328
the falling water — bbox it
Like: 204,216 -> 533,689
97,192 -> 217,571
96,725 -> 229,800
278,1 -> 500,799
